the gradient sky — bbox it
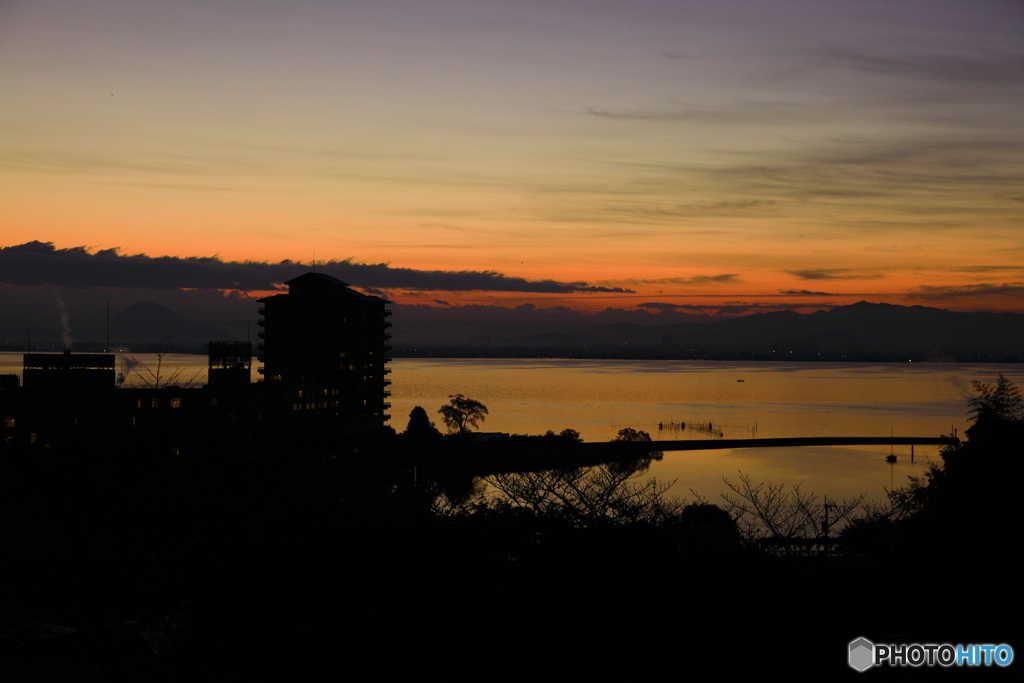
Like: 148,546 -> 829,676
2,0 -> 1022,312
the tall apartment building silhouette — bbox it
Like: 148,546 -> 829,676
257,273 -> 392,433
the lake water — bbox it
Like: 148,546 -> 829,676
390,359 -> 1023,503
4,352 -> 1021,503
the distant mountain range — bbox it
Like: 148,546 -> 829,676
391,301 -> 1024,362
1,301 -> 240,353
1,299 -> 1021,361
108,301 -> 232,348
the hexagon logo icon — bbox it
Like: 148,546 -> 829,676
849,637 -> 875,672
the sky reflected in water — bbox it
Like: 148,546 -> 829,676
4,353 -> 1021,503
389,359 -> 1024,502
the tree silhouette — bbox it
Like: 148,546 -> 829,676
721,473 -> 864,555
968,373 -> 1024,422
609,427 -> 661,473
404,406 -> 439,438
484,460 -> 680,526
542,428 -> 583,443
438,394 -> 488,434
612,427 -> 652,442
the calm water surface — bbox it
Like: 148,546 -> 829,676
390,359 -> 1023,503
5,353 -> 1021,503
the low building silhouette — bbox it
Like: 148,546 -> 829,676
23,350 -> 115,391
0,273 -> 391,456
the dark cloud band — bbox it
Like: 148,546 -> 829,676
779,289 -> 839,296
0,242 -> 633,294
638,301 -> 832,314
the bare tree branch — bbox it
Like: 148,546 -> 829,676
720,473 -> 865,555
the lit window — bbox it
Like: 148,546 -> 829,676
170,398 -> 182,408
151,398 -> 159,409
297,390 -> 304,398
339,352 -> 346,358
211,397 -> 218,407
3,417 -> 13,428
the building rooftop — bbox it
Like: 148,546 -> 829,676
259,272 -> 389,304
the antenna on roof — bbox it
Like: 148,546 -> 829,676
312,250 -> 316,273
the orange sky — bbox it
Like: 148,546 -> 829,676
2,1 -> 1021,313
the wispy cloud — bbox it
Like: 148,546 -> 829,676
636,302 -> 685,311
806,46 -> 1024,86
584,101 -> 818,125
654,50 -> 707,61
607,274 -> 740,286
786,269 -> 880,281
779,289 -> 838,296
908,282 -> 1024,301
934,265 -> 1024,274
605,200 -> 775,219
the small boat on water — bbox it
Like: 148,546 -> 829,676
737,379 -> 745,382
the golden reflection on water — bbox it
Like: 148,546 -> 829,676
389,359 -> 1024,502
4,353 -> 1021,503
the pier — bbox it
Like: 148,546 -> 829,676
599,435 -> 957,453
455,435 -> 958,477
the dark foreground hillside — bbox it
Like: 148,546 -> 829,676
1,398 -> 1018,680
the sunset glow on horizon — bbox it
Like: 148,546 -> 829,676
2,0 -> 1021,314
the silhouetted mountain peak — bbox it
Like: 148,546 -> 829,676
109,301 -> 230,343
112,301 -> 195,327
